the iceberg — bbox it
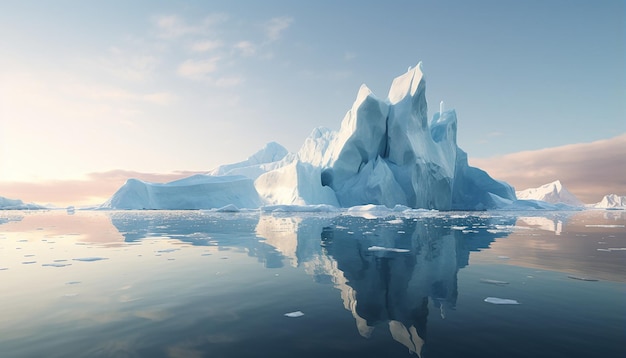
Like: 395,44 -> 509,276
257,62 -> 515,210
0,196 -> 46,210
104,62 -> 517,210
101,174 -> 262,210
589,194 -> 626,209
516,180 -> 584,206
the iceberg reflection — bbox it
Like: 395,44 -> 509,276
256,213 -> 516,356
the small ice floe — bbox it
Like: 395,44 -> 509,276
602,248 -> 626,251
450,226 -> 467,230
42,263 -> 72,268
72,257 -> 109,262
567,275 -> 599,282
367,246 -> 410,253
397,230 -> 406,234
386,218 -> 403,224
480,279 -> 509,285
497,256 -> 510,259
284,311 -> 304,318
585,224 -> 625,228
484,297 -> 520,305
156,248 -> 179,253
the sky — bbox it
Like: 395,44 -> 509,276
0,0 -> 624,206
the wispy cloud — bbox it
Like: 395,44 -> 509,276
470,134 -> 626,203
264,16 -> 293,41
189,39 -> 223,53
177,57 -> 220,80
233,41 -> 256,57
153,14 -> 228,39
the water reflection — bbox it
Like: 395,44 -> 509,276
105,210 -> 517,355
1,210 -> 624,357
253,213 -> 516,356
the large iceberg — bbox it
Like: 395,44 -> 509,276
103,62 -> 516,210
256,63 -> 515,210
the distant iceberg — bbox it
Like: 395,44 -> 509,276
588,194 -> 626,209
0,196 -> 46,210
516,180 -> 584,207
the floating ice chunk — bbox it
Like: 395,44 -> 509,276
484,297 -> 520,305
585,224 -> 625,228
450,226 -> 467,230
284,311 -> 305,318
480,279 -> 509,285
386,218 -> 403,224
156,248 -> 179,253
567,275 -> 599,282
42,263 -> 72,267
498,256 -> 510,259
367,246 -> 410,253
72,257 -> 109,262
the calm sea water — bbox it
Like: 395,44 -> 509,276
0,209 -> 624,358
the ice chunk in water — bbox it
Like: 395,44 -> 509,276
484,297 -> 520,305
567,275 -> 599,282
284,311 -> 305,318
367,246 -> 410,253
73,257 -> 109,262
480,279 -> 509,285
42,263 -> 72,267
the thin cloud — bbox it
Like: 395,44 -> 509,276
233,41 -> 256,57
264,16 -> 293,41
189,39 -> 223,52
470,134 -> 626,203
153,13 -> 228,39
177,57 -> 220,80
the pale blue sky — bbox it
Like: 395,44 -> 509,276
1,0 -> 624,183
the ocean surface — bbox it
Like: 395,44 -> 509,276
0,209 -> 624,358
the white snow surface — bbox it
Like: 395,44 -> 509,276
516,180 -> 584,206
589,194 -> 626,209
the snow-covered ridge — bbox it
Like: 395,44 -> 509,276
516,180 -> 584,207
